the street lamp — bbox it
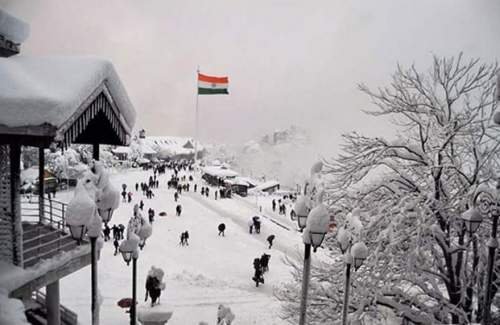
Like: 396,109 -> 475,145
294,196 -> 310,231
119,233 -> 140,325
460,207 -> 483,236
68,224 -> 86,245
338,226 -> 368,325
87,213 -> 102,325
464,181 -> 500,324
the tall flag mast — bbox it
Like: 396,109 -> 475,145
194,68 -> 229,166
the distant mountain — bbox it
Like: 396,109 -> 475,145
233,126 -> 316,188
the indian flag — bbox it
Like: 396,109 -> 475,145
198,73 -> 229,95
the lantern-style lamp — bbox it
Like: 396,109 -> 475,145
87,213 -> 102,239
66,182 -> 97,244
96,185 -> 120,225
294,196 -> 310,231
461,207 -> 483,236
119,233 -> 140,265
137,222 -> 153,250
306,203 -> 329,252
337,227 -> 351,254
351,242 -> 368,271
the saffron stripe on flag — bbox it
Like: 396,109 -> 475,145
198,73 -> 228,84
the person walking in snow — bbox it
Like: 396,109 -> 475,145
118,224 -> 125,239
174,191 -> 179,202
201,187 -> 205,196
113,238 -> 120,255
103,224 -> 110,241
183,231 -> 189,245
148,208 -> 155,224
179,232 -> 186,246
267,234 -> 275,249
248,219 -> 254,234
215,191 -> 218,200
194,184 -> 197,192
121,189 -> 127,202
252,257 -> 264,287
176,204 -> 182,216
112,224 -> 119,240
272,199 -> 276,212
205,187 -> 209,197
127,191 -> 132,203
260,253 -> 271,273
135,183 -> 139,191
139,200 -> 144,211
218,223 -> 226,236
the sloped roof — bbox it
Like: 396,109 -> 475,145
202,166 -> 238,178
0,9 -> 30,43
0,56 -> 136,144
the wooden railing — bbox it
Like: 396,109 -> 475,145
32,290 -> 78,325
21,196 -> 67,231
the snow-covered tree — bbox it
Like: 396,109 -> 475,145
276,54 -> 500,324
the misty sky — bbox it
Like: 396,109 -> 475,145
2,0 -> 500,155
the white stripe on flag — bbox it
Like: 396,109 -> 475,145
198,80 -> 228,90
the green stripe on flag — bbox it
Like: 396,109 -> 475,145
198,88 -> 229,95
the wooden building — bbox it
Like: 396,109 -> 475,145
0,31 -> 136,325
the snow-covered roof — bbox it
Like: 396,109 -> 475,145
254,180 -> 280,191
112,146 -> 131,154
225,177 -> 250,186
0,9 -> 30,43
202,166 -> 238,178
0,56 -> 136,138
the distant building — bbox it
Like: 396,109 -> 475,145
254,180 -> 280,194
139,129 -> 146,139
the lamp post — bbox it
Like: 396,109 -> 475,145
337,227 -> 368,325
119,234 -> 140,325
461,181 -> 500,325
87,212 -> 102,325
296,202 -> 329,325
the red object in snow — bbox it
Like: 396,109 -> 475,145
117,298 -> 134,308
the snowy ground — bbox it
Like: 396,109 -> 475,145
56,168 -> 303,324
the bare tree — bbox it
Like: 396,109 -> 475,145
276,54 -> 500,324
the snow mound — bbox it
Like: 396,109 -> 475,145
0,56 -> 136,136
0,288 -> 30,324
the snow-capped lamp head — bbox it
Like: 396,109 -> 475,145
337,227 -> 351,254
461,207 -> 483,236
87,212 -> 102,239
96,184 -> 120,225
137,222 -> 153,250
351,242 -> 369,271
119,232 -> 140,265
66,180 -> 98,244
305,203 -> 329,252
294,196 -> 310,231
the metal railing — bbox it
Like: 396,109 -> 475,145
32,290 -> 78,325
21,196 -> 67,231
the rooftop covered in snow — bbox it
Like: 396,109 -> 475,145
202,166 -> 239,178
0,56 -> 136,147
0,9 -> 29,57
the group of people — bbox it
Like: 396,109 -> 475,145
179,230 -> 190,246
248,216 -> 262,234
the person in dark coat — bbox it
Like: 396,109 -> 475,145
139,200 -> 144,211
148,208 -> 155,224
205,187 -> 209,197
267,234 -> 275,249
176,204 -> 182,216
194,184 -> 197,192
113,238 -> 119,255
252,217 -> 261,234
121,190 -> 127,202
183,231 -> 189,245
118,224 -> 125,239
201,187 -> 205,196
252,257 -> 264,287
135,183 -> 139,191
127,192 -> 132,203
272,199 -> 276,212
174,192 -> 179,202
260,253 -> 271,273
103,224 -> 110,241
179,232 -> 186,246
218,223 -> 226,236
112,224 -> 119,240
145,274 -> 161,306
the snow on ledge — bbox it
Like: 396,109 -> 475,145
0,56 -> 136,136
0,9 -> 30,43
0,244 -> 90,293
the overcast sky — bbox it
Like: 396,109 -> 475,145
2,0 -> 500,155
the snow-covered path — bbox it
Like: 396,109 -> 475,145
57,169 -> 295,324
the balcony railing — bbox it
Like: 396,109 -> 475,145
21,196 -> 67,231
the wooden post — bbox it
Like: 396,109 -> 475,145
10,144 -> 23,266
38,147 -> 45,224
93,143 -> 99,161
46,280 -> 61,325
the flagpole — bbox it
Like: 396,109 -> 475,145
194,66 -> 200,167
